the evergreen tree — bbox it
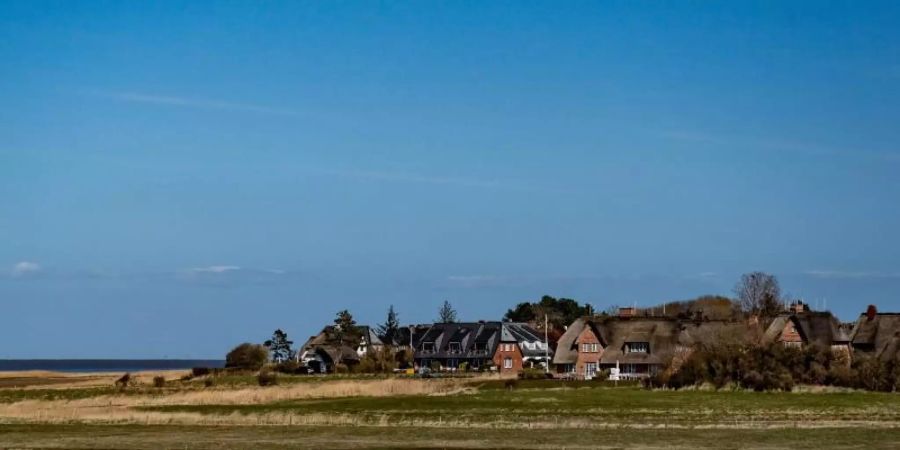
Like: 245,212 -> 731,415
437,300 -> 457,323
334,309 -> 356,330
264,329 -> 295,362
378,305 -> 400,344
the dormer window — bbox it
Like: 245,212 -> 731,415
625,342 -> 649,353
581,343 -> 599,353
449,342 -> 461,352
423,342 -> 435,352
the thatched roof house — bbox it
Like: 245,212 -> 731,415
850,307 -> 900,361
764,311 -> 850,348
552,315 -> 739,378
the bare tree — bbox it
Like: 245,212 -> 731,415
734,272 -> 782,318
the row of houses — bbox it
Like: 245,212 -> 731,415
299,321 -> 551,375
298,303 -> 900,379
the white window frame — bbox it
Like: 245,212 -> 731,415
626,342 -> 648,353
503,357 -> 513,369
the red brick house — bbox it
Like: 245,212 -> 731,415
492,340 -> 523,374
552,318 -> 605,378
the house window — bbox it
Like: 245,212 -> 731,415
504,357 -> 513,369
625,342 -> 649,353
474,343 -> 486,353
449,342 -> 461,353
581,343 -> 599,353
585,362 -> 597,377
784,341 -> 802,348
447,359 -> 458,369
423,342 -> 435,353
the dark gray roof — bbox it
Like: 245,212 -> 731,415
412,322 -> 551,360
415,322 -> 500,359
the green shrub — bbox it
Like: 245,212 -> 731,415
191,367 -> 211,377
226,343 -> 269,371
204,377 -> 216,388
152,376 -> 166,388
429,361 -> 442,372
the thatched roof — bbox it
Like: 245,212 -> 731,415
553,317 -> 590,364
851,313 -> 900,360
299,326 -> 362,366
598,318 -> 680,365
764,312 -> 848,347
553,316 -> 740,366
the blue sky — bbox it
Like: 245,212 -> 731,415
2,1 -> 900,358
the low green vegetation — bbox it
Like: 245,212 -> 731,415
3,424 -> 900,449
3,378 -> 900,449
140,384 -> 900,428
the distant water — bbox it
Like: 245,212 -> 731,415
0,359 -> 225,373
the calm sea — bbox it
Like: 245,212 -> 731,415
0,359 -> 225,373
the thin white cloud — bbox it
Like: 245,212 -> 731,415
186,265 -> 242,274
803,270 -> 900,280
10,261 -> 40,277
176,265 -> 290,286
90,90 -> 297,116
315,168 -> 576,194
661,130 -> 900,163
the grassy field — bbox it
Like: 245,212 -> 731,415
1,372 -> 899,449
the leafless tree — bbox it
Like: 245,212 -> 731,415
734,272 -> 782,318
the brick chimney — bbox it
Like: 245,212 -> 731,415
790,301 -> 810,314
866,304 -> 878,321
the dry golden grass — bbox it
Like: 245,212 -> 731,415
0,370 -> 190,390
0,377 -> 473,425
